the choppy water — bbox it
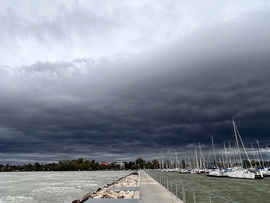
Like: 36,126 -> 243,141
0,171 -> 130,203
147,171 -> 270,203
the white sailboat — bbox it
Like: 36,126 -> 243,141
227,119 -> 263,179
227,167 -> 256,179
256,140 -> 270,177
191,146 -> 205,174
208,168 -> 228,177
190,148 -> 200,174
207,137 -> 228,177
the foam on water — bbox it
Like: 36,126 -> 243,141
0,195 -> 35,203
33,186 -> 82,194
0,171 -> 130,203
0,186 -> 14,189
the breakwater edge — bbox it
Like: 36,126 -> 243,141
72,172 -> 139,203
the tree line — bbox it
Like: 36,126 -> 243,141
0,157 -> 160,172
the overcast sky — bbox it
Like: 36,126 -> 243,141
1,0 -> 270,164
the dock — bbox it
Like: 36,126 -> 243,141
140,170 -> 183,203
85,170 -> 183,203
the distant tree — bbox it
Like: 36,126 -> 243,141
24,163 -> 33,171
135,158 -> 145,169
110,163 -> 120,170
77,158 -> 84,164
90,160 -> 98,170
181,159 -> 186,169
2,163 -> 12,172
81,160 -> 91,170
243,160 -> 250,168
0,157 -> 162,172
125,162 -> 135,170
131,164 -> 138,170
33,162 -> 41,171
152,159 -> 159,169
146,161 -> 153,169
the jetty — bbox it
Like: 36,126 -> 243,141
82,170 -> 182,203
140,170 -> 183,203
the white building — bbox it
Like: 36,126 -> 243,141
114,160 -> 125,170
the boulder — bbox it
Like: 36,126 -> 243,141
76,172 -> 139,202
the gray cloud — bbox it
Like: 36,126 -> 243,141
1,4 -> 270,164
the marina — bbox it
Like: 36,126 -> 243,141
1,169 -> 270,203
146,170 -> 270,203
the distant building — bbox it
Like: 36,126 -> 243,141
114,160 -> 125,170
99,162 -> 110,166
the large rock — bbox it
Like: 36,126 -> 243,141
75,172 -> 139,203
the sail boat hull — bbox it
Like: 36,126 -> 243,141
227,167 -> 264,179
227,168 -> 255,179
228,120 -> 263,179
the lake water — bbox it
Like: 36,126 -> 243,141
0,171 -> 131,203
146,170 -> 270,203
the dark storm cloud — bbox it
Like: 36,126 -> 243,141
1,8 -> 270,163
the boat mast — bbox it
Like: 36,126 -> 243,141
211,136 -> 217,167
256,140 -> 265,168
195,148 -> 199,169
232,119 -> 242,166
228,141 -> 233,167
199,143 -> 202,168
233,119 -> 252,167
221,154 -> 225,168
266,145 -> 270,165
250,143 -> 259,168
224,142 -> 229,168
175,151 -> 179,169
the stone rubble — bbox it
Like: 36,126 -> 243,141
72,172 -> 139,203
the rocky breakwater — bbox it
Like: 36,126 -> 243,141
72,172 -> 139,203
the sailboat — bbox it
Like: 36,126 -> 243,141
208,168 -> 229,177
190,145 -> 206,174
190,148 -> 200,174
227,119 -> 263,179
207,137 -> 229,177
255,140 -> 270,177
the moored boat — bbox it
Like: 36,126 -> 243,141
179,168 -> 190,173
260,168 -> 270,177
226,120 -> 263,179
207,168 -> 228,177
227,167 -> 263,179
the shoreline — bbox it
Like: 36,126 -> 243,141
72,171 -> 139,203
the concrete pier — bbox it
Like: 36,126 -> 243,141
140,170 -> 183,203
85,170 -> 183,203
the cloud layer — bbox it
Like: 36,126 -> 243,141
1,0 -> 268,66
1,1 -> 270,163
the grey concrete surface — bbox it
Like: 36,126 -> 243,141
139,170 -> 183,203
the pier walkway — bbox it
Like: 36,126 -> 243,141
85,170 -> 183,203
140,170 -> 183,203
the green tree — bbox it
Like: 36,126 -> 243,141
33,162 -> 41,171
131,164 -> 138,170
81,160 -> 91,170
135,158 -> 145,169
152,159 -> 159,169
146,161 -> 153,169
